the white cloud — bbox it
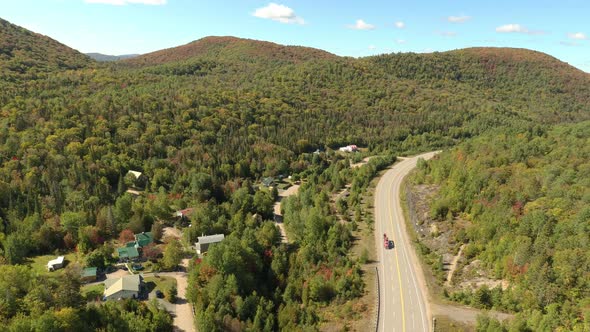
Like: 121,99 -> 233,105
253,3 -> 305,24
437,31 -> 457,37
348,19 -> 375,30
394,21 -> 405,29
396,39 -> 406,44
496,24 -> 527,33
495,24 -> 545,35
560,41 -> 579,46
447,16 -> 471,23
568,32 -> 587,40
85,0 -> 166,5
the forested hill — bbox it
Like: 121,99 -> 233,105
0,18 -> 92,81
122,36 -> 338,66
365,47 -> 590,123
1,17 -> 590,331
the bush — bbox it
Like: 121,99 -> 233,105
165,285 -> 177,303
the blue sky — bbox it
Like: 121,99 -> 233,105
2,0 -> 590,72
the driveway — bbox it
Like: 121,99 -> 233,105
144,270 -> 194,332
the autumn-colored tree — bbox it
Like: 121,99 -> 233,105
118,229 -> 135,244
142,243 -> 162,262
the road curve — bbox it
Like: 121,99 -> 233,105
375,152 -> 439,332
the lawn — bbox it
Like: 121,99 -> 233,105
27,252 -> 79,276
144,275 -> 177,294
82,283 -> 105,302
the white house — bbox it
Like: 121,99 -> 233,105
127,170 -> 143,179
47,256 -> 65,271
103,274 -> 143,301
339,145 -> 358,152
195,234 -> 225,255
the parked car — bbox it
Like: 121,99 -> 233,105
155,290 -> 164,298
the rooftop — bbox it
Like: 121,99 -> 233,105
127,170 -> 143,179
117,246 -> 139,259
104,274 -> 142,297
47,256 -> 65,266
82,267 -> 98,278
197,234 -> 225,245
135,232 -> 153,247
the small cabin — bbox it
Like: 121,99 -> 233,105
47,256 -> 65,272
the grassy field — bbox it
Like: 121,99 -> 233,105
144,275 -> 177,294
434,315 -> 472,332
82,283 -> 105,302
27,252 -> 79,276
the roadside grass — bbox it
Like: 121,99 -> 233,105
82,283 -> 104,302
27,252 -> 79,276
433,315 -> 472,332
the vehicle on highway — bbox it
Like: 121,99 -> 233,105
383,233 -> 389,249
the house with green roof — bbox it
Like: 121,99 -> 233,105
81,267 -> 98,283
134,232 -> 153,247
117,246 -> 139,262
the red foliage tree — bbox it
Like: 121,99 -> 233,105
119,229 -> 135,244
142,243 -> 162,261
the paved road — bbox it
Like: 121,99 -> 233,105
374,152 -> 438,332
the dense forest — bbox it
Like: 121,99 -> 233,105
412,122 -> 590,331
0,16 -> 589,330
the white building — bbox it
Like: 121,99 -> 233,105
47,256 -> 64,271
339,144 -> 358,152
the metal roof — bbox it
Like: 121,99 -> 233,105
104,274 -> 141,297
197,234 -> 225,245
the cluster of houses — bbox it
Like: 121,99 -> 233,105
117,232 -> 154,262
45,167 -> 227,302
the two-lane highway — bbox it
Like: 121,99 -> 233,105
375,152 -> 438,332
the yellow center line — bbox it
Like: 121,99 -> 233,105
388,170 -> 406,332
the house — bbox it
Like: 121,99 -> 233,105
127,170 -> 143,179
338,145 -> 358,152
125,170 -> 148,189
103,274 -> 143,301
173,208 -> 194,219
117,246 -> 140,262
47,256 -> 65,271
195,234 -> 225,255
134,232 -> 153,247
261,177 -> 275,187
81,267 -> 98,283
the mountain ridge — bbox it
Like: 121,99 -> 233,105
0,17 -> 92,80
86,52 -> 140,62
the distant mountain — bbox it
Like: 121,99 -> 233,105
0,17 -> 92,80
86,53 -> 140,62
122,36 -> 337,66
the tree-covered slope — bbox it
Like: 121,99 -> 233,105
0,17 -> 590,330
0,18 -> 92,80
123,36 -> 338,66
412,122 -> 590,330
